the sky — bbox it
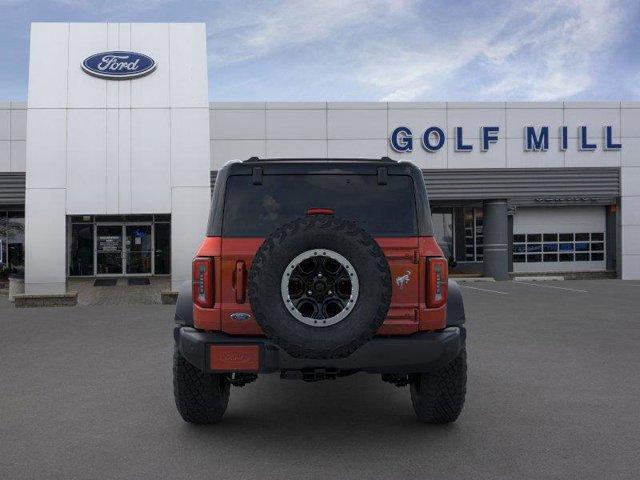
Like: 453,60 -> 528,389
1,0 -> 639,102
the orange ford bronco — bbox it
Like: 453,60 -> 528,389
173,158 -> 466,424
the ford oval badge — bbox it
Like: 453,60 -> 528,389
230,312 -> 251,321
82,51 -> 156,80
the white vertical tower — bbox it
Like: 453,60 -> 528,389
25,23 -> 211,293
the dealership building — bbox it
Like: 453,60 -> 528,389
1,22 -> 640,296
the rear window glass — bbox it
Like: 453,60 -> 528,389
222,174 -> 418,236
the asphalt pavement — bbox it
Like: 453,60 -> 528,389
1,279 -> 639,479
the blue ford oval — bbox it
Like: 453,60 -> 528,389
82,51 -> 156,79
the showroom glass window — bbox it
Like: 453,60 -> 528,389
68,214 -> 171,276
0,211 -> 25,275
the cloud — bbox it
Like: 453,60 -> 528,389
207,0 -> 635,101
361,0 -> 628,101
207,0 -> 412,66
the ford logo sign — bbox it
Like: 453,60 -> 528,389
82,51 -> 156,80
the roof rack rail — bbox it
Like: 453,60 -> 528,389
242,157 -> 397,163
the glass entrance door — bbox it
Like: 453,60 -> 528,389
96,225 -> 123,275
125,225 -> 152,275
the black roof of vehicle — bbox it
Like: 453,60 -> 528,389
242,156 -> 398,164
207,158 -> 433,236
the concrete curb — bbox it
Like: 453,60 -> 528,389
14,292 -> 78,308
160,291 -> 178,305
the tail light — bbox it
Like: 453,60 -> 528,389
193,257 -> 214,308
426,257 -> 448,308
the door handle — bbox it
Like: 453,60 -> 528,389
235,261 -> 246,304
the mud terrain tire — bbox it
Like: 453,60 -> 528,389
410,347 -> 467,424
173,346 -> 230,424
248,215 -> 392,359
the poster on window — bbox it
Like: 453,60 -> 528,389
98,236 -> 121,252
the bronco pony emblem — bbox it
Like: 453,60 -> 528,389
395,270 -> 411,289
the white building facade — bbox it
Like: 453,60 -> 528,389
1,22 -> 639,293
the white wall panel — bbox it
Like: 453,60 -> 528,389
28,23 -> 68,108
266,109 -> 326,139
106,23 -> 119,108
130,108 -> 171,212
266,140 -> 327,158
564,145 -> 620,167
447,108 -> 506,140
267,102 -> 325,110
621,166 -> 640,196
25,188 -> 66,294
105,108 -> 119,213
171,186 -> 210,290
10,141 -> 26,172
387,108 -> 447,139
0,110 -> 9,140
117,23 -> 132,109
328,139 -> 388,158
10,109 -> 27,140
506,138 -> 565,168
621,108 -> 640,138
117,109 -> 132,213
210,139 -> 266,169
327,109 -> 386,139
66,109 -> 107,214
169,23 -> 208,108
210,109 -> 265,140
621,138 -> 640,167
67,23 -> 107,109
621,225 -> 640,255
621,254 -> 640,279
131,23 -> 170,108
564,107 -> 620,138
25,109 -> 67,189
388,102 -> 445,109
0,141 -> 9,171
446,138 -> 506,169
171,108 -> 210,187
621,195 -> 640,226
506,108 -> 563,138
387,147 -> 429,167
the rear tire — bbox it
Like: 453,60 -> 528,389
173,346 -> 230,424
410,347 -> 467,424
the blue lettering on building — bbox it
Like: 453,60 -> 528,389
560,126 -> 568,151
389,126 -> 413,152
422,126 -> 445,152
481,126 -> 499,151
389,124 -> 622,153
454,127 -> 473,152
525,126 -> 549,151
604,126 -> 622,151
579,126 -> 597,151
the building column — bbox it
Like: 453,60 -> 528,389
483,200 -> 509,280
24,188 -> 67,294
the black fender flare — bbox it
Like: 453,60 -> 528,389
174,281 -> 194,327
446,279 -> 465,327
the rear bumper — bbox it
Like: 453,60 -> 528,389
174,326 -> 465,375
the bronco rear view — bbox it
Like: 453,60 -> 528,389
173,157 -> 467,424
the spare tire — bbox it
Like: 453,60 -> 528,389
248,215 -> 392,359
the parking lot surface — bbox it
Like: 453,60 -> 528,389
1,279 -> 639,479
